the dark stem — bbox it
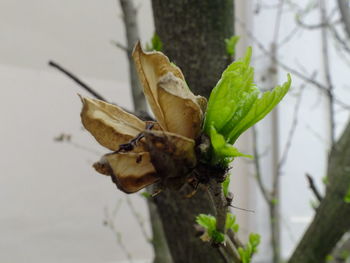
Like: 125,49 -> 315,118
306,173 -> 323,202
48,60 -> 107,102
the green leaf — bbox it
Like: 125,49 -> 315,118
225,36 -> 240,57
249,233 -> 261,254
225,213 -> 235,229
212,230 -> 225,243
227,74 -> 291,144
140,192 -> 152,199
222,174 -> 231,197
204,47 -> 257,135
344,186 -> 350,203
145,33 -> 163,51
238,247 -> 250,263
196,214 -> 216,232
196,214 -> 225,243
237,233 -> 260,263
210,125 -> 252,164
225,213 -> 239,233
203,47 -> 291,166
271,198 -> 278,205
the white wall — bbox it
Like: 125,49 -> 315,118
0,1 -> 155,262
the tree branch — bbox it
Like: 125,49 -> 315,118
320,0 -> 336,146
252,127 -> 271,203
337,0 -> 350,39
208,179 -> 227,235
288,120 -> 350,263
118,0 -> 147,114
306,173 -> 323,202
235,18 -> 350,110
48,61 -> 107,102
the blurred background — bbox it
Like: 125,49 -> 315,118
1,0 -> 350,262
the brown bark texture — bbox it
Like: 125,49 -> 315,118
151,1 -> 234,263
288,121 -> 350,263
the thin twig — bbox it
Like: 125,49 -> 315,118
48,61 -> 108,102
305,173 -> 323,202
125,196 -> 152,243
111,40 -> 129,52
104,200 -> 134,263
235,18 -> 350,110
118,0 -> 148,113
252,127 -> 271,203
320,0 -> 336,146
222,238 -> 242,263
218,246 -> 235,263
278,74 -> 312,170
207,179 -> 227,234
329,24 -> 350,53
227,229 -> 244,249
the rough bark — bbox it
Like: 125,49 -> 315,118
288,120 -> 350,263
151,1 -> 234,263
152,0 -> 234,98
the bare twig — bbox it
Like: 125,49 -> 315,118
320,0 -> 336,146
305,173 -> 323,202
252,127 -> 271,203
48,61 -> 108,102
329,24 -> 350,53
111,40 -> 129,52
208,179 -> 227,234
104,200 -> 134,263
118,0 -> 147,114
125,196 -> 152,243
235,18 -> 350,110
222,238 -> 242,263
227,229 -> 244,249
54,133 -> 102,156
278,75 -> 311,170
218,246 -> 236,263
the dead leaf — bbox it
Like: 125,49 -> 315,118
133,43 -> 206,139
80,97 -> 146,151
157,72 -> 205,138
94,152 -> 159,193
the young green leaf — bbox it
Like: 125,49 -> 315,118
145,33 -> 163,52
196,214 -> 216,232
222,174 -> 231,197
344,186 -> 350,203
203,47 -> 291,166
211,230 -> 225,243
196,214 -> 225,243
204,47 -> 256,135
227,74 -> 291,144
225,35 -> 240,57
225,213 -> 239,232
248,233 -> 261,254
210,125 -> 252,164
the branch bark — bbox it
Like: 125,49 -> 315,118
119,0 -> 147,114
151,1 -> 234,262
288,120 -> 350,263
